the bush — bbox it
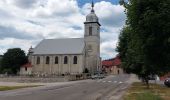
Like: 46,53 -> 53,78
83,68 -> 89,73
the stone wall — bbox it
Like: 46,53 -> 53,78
0,74 -> 90,83
0,76 -> 66,83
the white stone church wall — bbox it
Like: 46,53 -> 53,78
31,54 -> 84,75
70,55 -> 84,74
32,56 -> 44,74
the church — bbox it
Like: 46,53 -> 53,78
20,2 -> 101,76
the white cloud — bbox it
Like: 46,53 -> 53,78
6,0 -> 38,9
0,38 -> 39,54
28,0 -> 79,17
0,0 -> 126,59
82,1 -> 125,28
101,40 -> 118,59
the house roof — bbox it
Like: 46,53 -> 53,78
33,38 -> 85,55
102,56 -> 121,67
113,57 -> 121,66
102,60 -> 113,67
21,62 -> 32,68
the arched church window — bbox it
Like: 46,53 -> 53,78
64,56 -> 68,64
46,56 -> 50,64
55,56 -> 58,64
73,56 -> 77,64
89,27 -> 92,36
37,57 -> 40,64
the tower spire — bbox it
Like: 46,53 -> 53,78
91,0 -> 94,12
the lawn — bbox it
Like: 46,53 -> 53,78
0,85 -> 41,91
123,82 -> 170,100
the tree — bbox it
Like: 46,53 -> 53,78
117,0 -> 170,88
0,56 -> 2,72
1,48 -> 28,74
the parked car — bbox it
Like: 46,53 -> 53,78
98,74 -> 105,79
91,74 -> 105,80
164,78 -> 170,87
91,75 -> 98,80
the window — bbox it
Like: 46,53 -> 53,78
46,56 -> 50,64
73,56 -> 77,64
97,27 -> 100,31
64,56 -> 68,64
55,56 -> 58,64
25,67 -> 27,71
89,27 -> 92,36
37,57 -> 40,64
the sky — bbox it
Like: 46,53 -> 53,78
0,0 -> 126,60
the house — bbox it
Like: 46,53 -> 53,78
102,55 -> 123,75
20,62 -> 32,75
102,59 -> 113,74
160,72 -> 170,81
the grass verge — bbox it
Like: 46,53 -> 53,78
123,82 -> 170,100
0,85 -> 42,91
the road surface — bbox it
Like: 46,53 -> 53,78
0,74 -> 131,100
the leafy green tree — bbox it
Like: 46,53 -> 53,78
117,0 -> 170,88
0,56 -> 2,72
1,48 -> 28,74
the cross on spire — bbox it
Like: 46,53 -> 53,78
91,0 -> 94,12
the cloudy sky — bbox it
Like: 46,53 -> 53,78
0,0 -> 126,59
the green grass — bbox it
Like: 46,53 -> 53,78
123,82 -> 170,100
136,91 -> 162,100
0,85 -> 41,91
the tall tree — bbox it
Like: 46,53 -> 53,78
0,55 -> 2,72
1,48 -> 28,74
117,0 -> 170,88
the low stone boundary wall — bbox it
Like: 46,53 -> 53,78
65,74 -> 90,81
0,77 -> 67,83
0,74 -> 90,83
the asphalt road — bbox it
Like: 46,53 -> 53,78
0,74 -> 131,100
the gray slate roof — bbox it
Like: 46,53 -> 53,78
33,38 -> 84,55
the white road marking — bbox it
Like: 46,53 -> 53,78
96,80 -> 123,84
119,81 -> 123,84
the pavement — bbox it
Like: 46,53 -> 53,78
0,74 -> 139,100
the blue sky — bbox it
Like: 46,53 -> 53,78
0,0 -> 126,59
77,0 -> 120,7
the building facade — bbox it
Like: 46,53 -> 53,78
102,56 -> 124,75
20,2 -> 101,76
20,62 -> 32,75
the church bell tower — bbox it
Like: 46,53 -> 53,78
84,1 -> 101,74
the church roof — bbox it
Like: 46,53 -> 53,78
33,38 -> 84,55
